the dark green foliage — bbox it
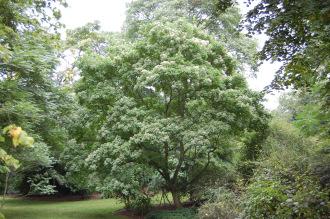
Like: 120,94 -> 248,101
0,0 -> 79,196
60,140 -> 92,192
244,0 -> 330,90
242,180 -> 288,218
235,160 -> 257,180
146,208 -> 197,219
241,119 -> 330,219
128,195 -> 151,215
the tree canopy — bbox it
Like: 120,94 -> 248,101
244,0 -> 330,90
75,19 -> 268,207
125,0 -> 259,73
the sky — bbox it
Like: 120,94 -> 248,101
60,0 -> 283,110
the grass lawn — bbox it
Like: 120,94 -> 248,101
1,198 -> 126,219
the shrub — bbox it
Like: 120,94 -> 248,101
241,119 -> 330,219
198,187 -> 240,219
242,173 -> 330,219
129,195 -> 151,215
242,179 -> 288,218
27,173 -> 57,195
146,208 -> 197,219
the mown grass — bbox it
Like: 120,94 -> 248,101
0,193 -> 189,219
0,198 -> 126,219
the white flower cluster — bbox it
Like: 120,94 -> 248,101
191,37 -> 209,46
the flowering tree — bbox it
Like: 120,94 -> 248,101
76,20 -> 268,208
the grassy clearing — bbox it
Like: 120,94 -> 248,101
0,198 -> 126,219
0,194 -> 188,219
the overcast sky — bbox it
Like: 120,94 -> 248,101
60,0 -> 283,110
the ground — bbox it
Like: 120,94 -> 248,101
1,198 -> 126,219
0,194 -> 192,219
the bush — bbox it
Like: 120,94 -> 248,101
242,174 -> 329,219
198,187 -> 240,219
129,195 -> 151,215
242,180 -> 288,218
236,160 -> 257,181
0,212 -> 5,219
146,208 -> 197,219
241,119 -> 330,219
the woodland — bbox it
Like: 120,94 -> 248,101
0,0 -> 329,218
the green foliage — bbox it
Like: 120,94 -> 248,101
244,0 -> 330,90
65,21 -> 108,54
125,0 -> 258,72
0,149 -> 19,173
198,187 -> 240,219
60,140 -> 91,192
0,125 -> 34,172
146,208 -> 197,219
58,21 -> 115,85
241,118 -> 330,219
243,180 -> 288,218
76,19 -> 268,207
93,163 -> 154,208
128,195 -> 151,215
276,83 -> 330,138
0,0 -> 80,196
19,142 -> 54,169
27,173 -> 57,195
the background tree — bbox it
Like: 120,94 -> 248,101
0,0 -> 79,195
125,0 -> 259,73
244,0 -> 330,90
0,125 -> 34,208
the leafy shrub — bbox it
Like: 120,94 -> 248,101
236,160 -> 257,181
242,180 -> 288,218
146,208 -> 197,219
92,162 -> 155,210
0,212 -> 4,219
128,195 -> 151,215
242,174 -> 329,219
187,165 -> 238,203
198,187 -> 240,219
241,119 -> 330,219
27,173 -> 57,195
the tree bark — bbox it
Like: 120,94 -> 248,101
171,189 -> 182,208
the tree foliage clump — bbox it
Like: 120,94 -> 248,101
244,0 -> 330,90
125,0 -> 259,73
0,0 -> 81,196
0,125 -> 34,173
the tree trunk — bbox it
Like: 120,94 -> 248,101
171,190 -> 182,208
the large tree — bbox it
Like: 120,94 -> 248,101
125,0 -> 259,73
244,0 -> 330,90
244,0 -> 330,141
76,20 -> 268,207
0,0 -> 78,195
